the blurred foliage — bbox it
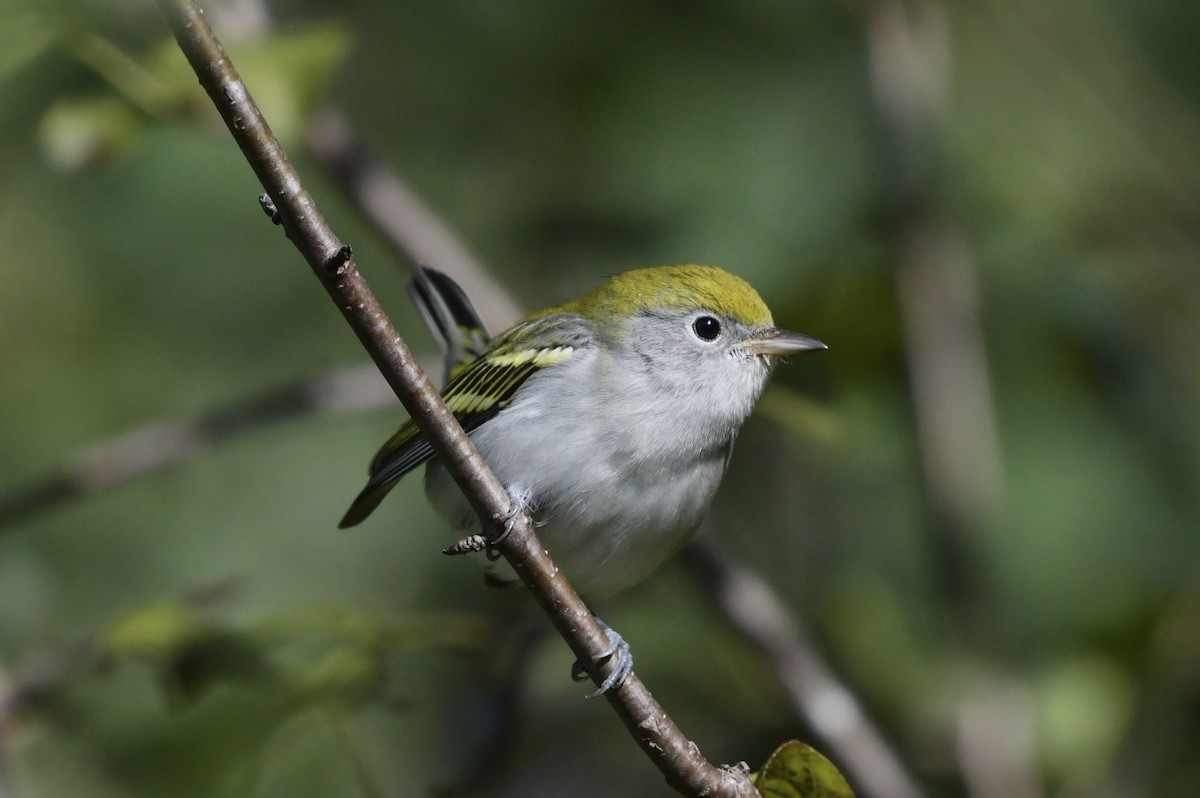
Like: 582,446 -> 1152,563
2,0 -> 1200,796
36,22 -> 349,169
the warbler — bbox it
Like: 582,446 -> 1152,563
340,265 -> 824,690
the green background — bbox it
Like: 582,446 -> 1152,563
2,0 -> 1199,795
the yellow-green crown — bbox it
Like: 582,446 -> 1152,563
552,265 -> 773,326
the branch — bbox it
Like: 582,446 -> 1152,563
0,365 -> 390,529
153,2 -> 755,795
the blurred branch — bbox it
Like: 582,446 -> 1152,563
153,2 -> 754,795
306,109 -> 522,332
956,683 -> 1041,798
682,542 -> 926,798
866,0 -> 1001,604
866,4 -> 1035,798
0,365 -> 391,529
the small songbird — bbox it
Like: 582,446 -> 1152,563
340,265 -> 825,691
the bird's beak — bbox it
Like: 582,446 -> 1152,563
738,327 -> 827,356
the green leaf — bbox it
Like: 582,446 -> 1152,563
38,95 -> 142,171
101,600 -> 211,661
750,741 -> 855,798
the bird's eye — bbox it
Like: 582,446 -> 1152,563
692,316 -> 721,341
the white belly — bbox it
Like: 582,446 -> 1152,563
424,354 -> 738,598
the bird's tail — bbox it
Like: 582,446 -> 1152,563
407,267 -> 492,384
338,481 -> 391,528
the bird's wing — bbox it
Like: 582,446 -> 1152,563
338,316 -> 583,528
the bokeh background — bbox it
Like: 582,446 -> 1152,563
2,0 -> 1199,796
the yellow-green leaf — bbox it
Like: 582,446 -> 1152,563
750,741 -> 855,798
102,600 -> 209,661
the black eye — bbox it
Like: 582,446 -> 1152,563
692,316 -> 721,341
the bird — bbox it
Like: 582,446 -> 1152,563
340,264 -> 826,691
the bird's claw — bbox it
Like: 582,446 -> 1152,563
444,486 -> 531,560
499,486 -> 531,535
571,618 -> 633,697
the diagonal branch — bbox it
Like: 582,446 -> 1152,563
153,2 -> 755,795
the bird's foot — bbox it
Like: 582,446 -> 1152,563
571,617 -> 633,697
443,486 -> 532,559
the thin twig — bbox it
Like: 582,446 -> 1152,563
154,2 -> 754,794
